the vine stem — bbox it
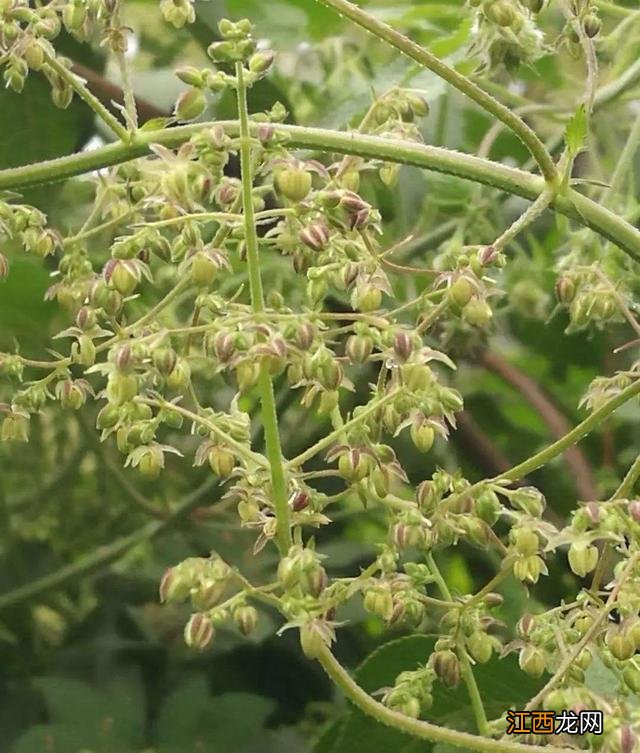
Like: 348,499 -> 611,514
315,647 -> 574,753
1,122 -> 638,261
426,553 -> 490,737
444,377 -> 640,511
235,63 -> 292,556
311,0 -> 558,185
44,53 -> 129,142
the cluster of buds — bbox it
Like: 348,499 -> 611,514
0,201 -> 56,260
467,0 -> 548,72
555,266 -> 621,331
381,665 -> 436,718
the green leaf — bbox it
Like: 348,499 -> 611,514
564,104 -> 587,157
155,678 -> 276,753
324,635 -> 545,753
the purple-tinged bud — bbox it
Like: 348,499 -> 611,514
115,344 -> 133,372
290,490 -> 310,512
393,331 -> 413,363
432,649 -> 461,688
299,221 -> 330,251
75,306 -> 96,331
184,613 -> 215,650
346,334 -> 373,364
293,322 -> 315,351
214,331 -> 236,363
478,245 -> 497,266
153,347 -> 178,376
339,190 -> 369,213
628,500 -> 640,523
234,605 -> 258,636
555,275 -> 576,304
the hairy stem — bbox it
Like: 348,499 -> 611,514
316,647 -> 573,753
236,63 -> 291,555
426,554 -> 490,736
1,122 -> 638,261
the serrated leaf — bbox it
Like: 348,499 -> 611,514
564,104 -> 587,157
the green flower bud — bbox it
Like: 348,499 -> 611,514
208,445 -> 235,477
513,554 -> 546,583
475,489 -> 501,525
622,664 -> 640,694
410,418 -> 435,453
249,50 -> 275,74
448,276 -> 476,308
175,87 -> 206,121
153,347 -> 178,376
511,527 -> 539,556
236,361 -> 260,392
583,13 -> 601,38
184,613 -> 215,650
137,445 -> 163,478
555,275 -> 576,304
62,1 -> 87,32
467,632 -> 493,664
568,541 -> 599,578
161,0 -> 195,28
511,486 -> 546,517
191,251 -> 219,287
364,586 -> 394,621
485,0 -> 516,26
97,404 -> 120,430
351,285 -> 382,313
176,66 -> 205,87
338,448 -> 372,483
462,298 -> 493,327
299,620 -> 329,659
108,260 -> 139,296
519,645 -> 546,678
166,360 -> 191,391
55,379 -> 86,410
345,334 -> 373,364
1,413 -> 29,442
234,605 -> 258,636
106,372 -> 138,406
607,630 -> 635,661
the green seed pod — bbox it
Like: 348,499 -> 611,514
184,613 -> 214,649
175,87 -> 206,121
345,334 -> 373,364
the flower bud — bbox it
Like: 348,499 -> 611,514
175,87 -> 206,121
208,445 -> 235,477
607,630 -> 635,661
513,554 -> 546,583
184,613 -> 215,650
106,372 -> 138,405
410,417 -> 435,453
55,380 -> 86,410
97,404 -> 120,430
108,260 -> 139,296
628,500 -> 640,523
234,605 -> 258,636
299,620 -> 329,659
351,284 -> 382,313
466,632 -> 493,664
363,587 -> 394,621
1,413 -> 29,442
249,50 -> 275,74
583,13 -> 601,38
511,486 -> 546,517
274,166 -> 312,202
153,347 -> 178,376
462,298 -> 492,327
345,334 -> 373,364
338,448 -> 371,483
299,221 -> 330,251
568,541 -> 598,578
236,361 -> 260,392
448,276 -> 476,308
166,359 -> 191,391
393,331 -> 414,363
485,0 -> 515,26
432,650 -> 460,688
555,275 -> 576,304
519,645 -> 546,678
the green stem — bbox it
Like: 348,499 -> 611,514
286,389 -> 399,469
612,453 -> 640,499
236,63 -> 291,556
492,189 -> 554,253
316,647 -> 573,753
44,54 -> 129,142
1,122 -> 638,261
445,378 -> 640,510
426,554 -> 490,737
312,0 -> 558,184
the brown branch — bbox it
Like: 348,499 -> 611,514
71,62 -> 167,125
479,349 -> 598,501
